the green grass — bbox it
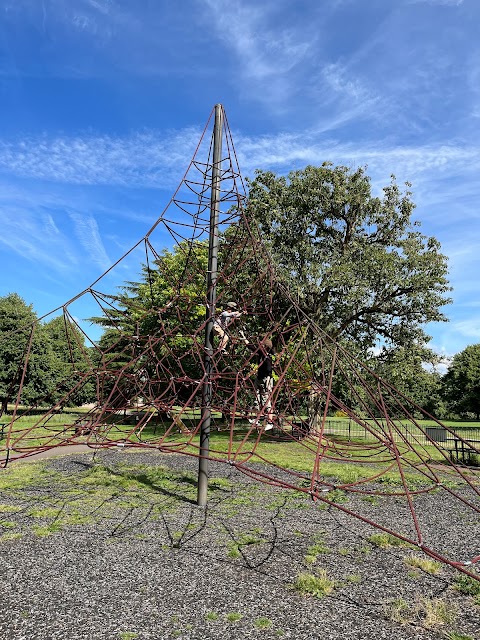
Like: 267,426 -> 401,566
293,570 -> 335,598
367,533 -> 414,549
225,612 -> 242,623
405,554 -> 441,575
205,611 -> 219,621
254,617 -> 273,630
453,574 -> 480,599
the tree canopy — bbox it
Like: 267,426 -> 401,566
0,293 -> 95,412
442,344 -> 480,419
246,164 -> 451,352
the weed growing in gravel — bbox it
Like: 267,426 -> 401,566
118,633 -> 138,640
419,597 -> 457,629
453,574 -> 480,599
405,554 -> 441,575
0,532 -> 22,541
385,597 -> 410,624
227,543 -> 241,558
28,506 -> 62,519
305,534 -> 329,564
385,596 -> 457,629
338,546 -> 350,556
445,632 -> 474,640
0,504 -> 22,513
293,570 -> 335,598
254,617 -> 273,630
205,611 -> 219,621
324,489 -> 348,503
225,612 -> 242,622
0,520 -> 16,528
32,522 -> 63,536
367,532 -> 413,549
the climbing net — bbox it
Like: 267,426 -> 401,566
0,106 -> 478,579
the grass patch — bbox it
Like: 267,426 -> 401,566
0,462 -> 56,492
225,612 -> 242,623
405,554 -> 441,575
453,574 -> 480,602
420,597 -> 457,629
32,522 -> 63,536
0,504 -> 22,513
254,617 -> 272,630
385,597 -> 410,624
205,611 -> 219,621
0,531 -> 22,541
305,534 -> 329,564
367,533 -> 413,549
293,570 -> 335,598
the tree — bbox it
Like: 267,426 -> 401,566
0,293 -> 53,412
371,345 -> 446,418
442,344 -> 480,419
42,316 -> 96,406
246,164 -> 451,353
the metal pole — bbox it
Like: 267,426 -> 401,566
197,104 -> 223,506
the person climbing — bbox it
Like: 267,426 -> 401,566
213,301 -> 243,354
243,335 -> 275,431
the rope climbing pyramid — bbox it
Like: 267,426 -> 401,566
0,105 -> 478,579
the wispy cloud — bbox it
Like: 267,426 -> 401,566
68,211 -> 111,270
408,0 -> 463,5
202,0 -> 315,109
2,128 -> 480,191
0,128 -> 202,187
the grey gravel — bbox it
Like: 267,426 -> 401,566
0,449 -> 479,640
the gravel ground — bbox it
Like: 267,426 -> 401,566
0,449 -> 479,640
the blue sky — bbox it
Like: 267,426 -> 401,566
0,0 -> 479,361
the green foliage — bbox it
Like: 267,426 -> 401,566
405,555 -> 441,575
0,294 -> 95,412
0,293 -> 49,411
453,574 -> 480,597
254,617 -> 273,630
293,570 -> 335,598
205,611 -> 219,621
225,612 -> 242,623
42,316 -> 95,406
370,345 -> 446,417
443,344 -> 480,418
246,164 -> 451,352
367,532 -> 412,548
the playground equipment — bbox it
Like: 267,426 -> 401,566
0,105 -> 478,580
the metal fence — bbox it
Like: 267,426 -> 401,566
319,419 -> 480,450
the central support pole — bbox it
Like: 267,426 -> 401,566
197,103 -> 223,507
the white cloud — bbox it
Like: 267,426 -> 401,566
1,127 -> 480,199
0,128 -> 202,187
68,212 -> 111,270
408,0 -> 463,5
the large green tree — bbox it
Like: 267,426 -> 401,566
442,344 -> 480,419
0,293 -> 53,412
246,164 -> 451,352
43,316 -> 96,406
